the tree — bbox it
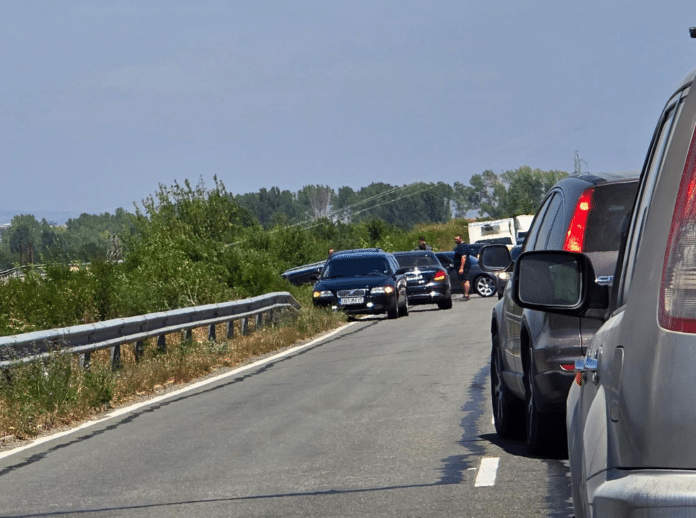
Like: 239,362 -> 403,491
455,167 -> 568,218
297,185 -> 334,219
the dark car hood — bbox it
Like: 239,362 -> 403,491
315,275 -> 393,291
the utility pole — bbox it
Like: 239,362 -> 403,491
574,151 -> 588,175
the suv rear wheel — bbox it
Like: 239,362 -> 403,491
491,330 -> 524,439
524,346 -> 567,457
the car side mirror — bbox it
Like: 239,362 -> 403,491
512,250 -> 609,320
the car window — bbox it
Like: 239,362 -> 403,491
395,253 -> 439,268
532,192 -> 563,251
322,257 -> 390,278
524,193 -> 555,251
617,93 -> 685,307
584,181 -> 640,252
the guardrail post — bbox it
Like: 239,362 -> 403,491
135,340 -> 144,362
184,329 -> 193,342
157,334 -> 166,353
80,352 -> 91,371
226,320 -> 235,339
208,323 -> 216,341
241,317 -> 249,335
255,312 -> 263,330
111,345 -> 121,370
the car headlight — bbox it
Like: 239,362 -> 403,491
496,272 -> 510,281
313,290 -> 333,298
371,286 -> 394,295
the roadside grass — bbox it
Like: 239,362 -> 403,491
0,299 -> 347,442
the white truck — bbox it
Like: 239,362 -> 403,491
467,215 -> 534,246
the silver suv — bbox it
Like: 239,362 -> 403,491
481,172 -> 639,456
509,65 -> 696,515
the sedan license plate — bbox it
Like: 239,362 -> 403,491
339,297 -> 364,305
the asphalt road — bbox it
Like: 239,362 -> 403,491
0,296 -> 573,517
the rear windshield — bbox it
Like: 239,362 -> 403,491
584,181 -> 639,252
394,252 -> 440,268
321,257 -> 390,278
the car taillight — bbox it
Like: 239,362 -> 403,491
433,270 -> 447,281
564,188 -> 595,252
659,127 -> 696,332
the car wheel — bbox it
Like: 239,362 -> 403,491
437,296 -> 453,310
475,275 -> 496,297
398,296 -> 409,317
491,330 -> 524,439
524,346 -> 567,457
387,297 -> 399,319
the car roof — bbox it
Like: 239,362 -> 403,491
557,170 -> 640,187
331,248 -> 384,256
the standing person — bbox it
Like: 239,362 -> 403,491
415,236 -> 432,250
453,234 -> 471,300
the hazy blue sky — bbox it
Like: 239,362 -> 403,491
2,1 -> 696,223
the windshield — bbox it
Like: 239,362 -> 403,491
321,257 -> 391,278
394,252 -> 440,268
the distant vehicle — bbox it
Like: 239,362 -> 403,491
393,251 -> 452,310
434,251 -> 497,298
507,60 -> 696,517
494,245 -> 522,299
479,171 -> 639,458
468,215 -> 534,247
312,249 -> 409,319
281,261 -> 325,286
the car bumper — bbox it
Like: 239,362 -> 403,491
589,469 -> 696,517
405,284 -> 450,304
313,295 -> 396,315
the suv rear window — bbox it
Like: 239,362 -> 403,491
584,181 -> 639,252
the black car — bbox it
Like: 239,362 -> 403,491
281,261 -> 325,286
434,251 -> 498,297
393,251 -> 452,310
312,249 -> 409,319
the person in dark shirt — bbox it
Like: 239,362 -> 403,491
415,236 -> 432,250
453,234 -> 471,300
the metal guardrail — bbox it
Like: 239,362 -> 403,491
0,265 -> 43,281
0,292 -> 301,369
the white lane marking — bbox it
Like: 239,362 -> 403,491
0,323 -> 356,461
474,457 -> 500,487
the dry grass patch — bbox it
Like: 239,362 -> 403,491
0,304 -> 346,442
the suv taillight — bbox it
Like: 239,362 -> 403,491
564,188 -> 595,252
659,130 -> 696,332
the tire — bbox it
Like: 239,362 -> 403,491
398,296 -> 409,317
475,275 -> 497,297
437,296 -> 453,310
524,346 -> 567,457
491,330 -> 525,440
387,297 -> 399,319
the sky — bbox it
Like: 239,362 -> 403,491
2,1 -> 696,224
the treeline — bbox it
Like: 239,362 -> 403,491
232,166 -> 567,229
0,166 -> 566,271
